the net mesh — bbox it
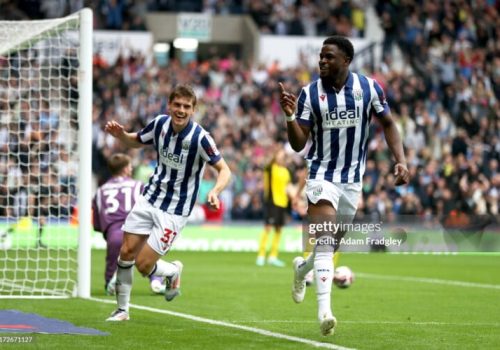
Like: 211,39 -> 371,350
0,14 -> 81,297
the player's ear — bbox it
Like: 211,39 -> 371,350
343,52 -> 351,64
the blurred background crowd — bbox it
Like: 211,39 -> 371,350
0,0 -> 498,225
0,0 -> 367,37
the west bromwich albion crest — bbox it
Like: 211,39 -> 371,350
353,89 -> 363,101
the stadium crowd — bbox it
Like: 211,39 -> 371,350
0,0 -> 366,37
0,0 -> 498,225
0,45 -> 79,220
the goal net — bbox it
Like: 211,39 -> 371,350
0,9 -> 92,298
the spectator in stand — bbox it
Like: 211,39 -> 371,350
1,1 -> 498,227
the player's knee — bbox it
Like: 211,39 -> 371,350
119,245 -> 136,261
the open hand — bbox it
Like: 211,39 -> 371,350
104,120 -> 125,138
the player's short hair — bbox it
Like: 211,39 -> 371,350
169,84 -> 197,107
108,153 -> 131,176
323,36 -> 354,63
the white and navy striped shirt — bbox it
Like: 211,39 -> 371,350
137,115 -> 221,216
296,72 -> 389,183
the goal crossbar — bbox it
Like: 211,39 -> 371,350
0,14 -> 80,56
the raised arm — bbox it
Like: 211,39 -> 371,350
279,83 -> 310,152
206,158 -> 232,210
104,120 -> 143,149
378,113 -> 410,186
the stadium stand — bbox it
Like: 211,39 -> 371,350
1,0 -> 498,224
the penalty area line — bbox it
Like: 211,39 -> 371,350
88,297 -> 355,350
232,320 -> 500,327
356,273 -> 500,290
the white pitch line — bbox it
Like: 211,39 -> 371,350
231,320 -> 500,327
88,297 -> 355,350
342,320 -> 500,327
356,273 -> 500,290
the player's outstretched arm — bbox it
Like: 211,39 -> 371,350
207,158 -> 232,210
104,120 -> 143,149
378,113 -> 409,186
279,82 -> 310,152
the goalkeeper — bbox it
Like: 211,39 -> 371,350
92,153 -> 164,295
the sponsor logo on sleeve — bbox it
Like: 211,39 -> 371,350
205,144 -> 216,157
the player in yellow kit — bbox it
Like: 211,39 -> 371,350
256,148 -> 293,267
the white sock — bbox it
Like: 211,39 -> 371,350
148,259 -> 178,278
116,257 -> 134,313
297,251 -> 315,280
314,251 -> 334,320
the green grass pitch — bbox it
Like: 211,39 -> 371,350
0,250 -> 499,349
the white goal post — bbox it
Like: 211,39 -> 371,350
0,9 -> 92,298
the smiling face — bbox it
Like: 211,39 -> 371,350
168,95 -> 195,133
318,44 -> 350,80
